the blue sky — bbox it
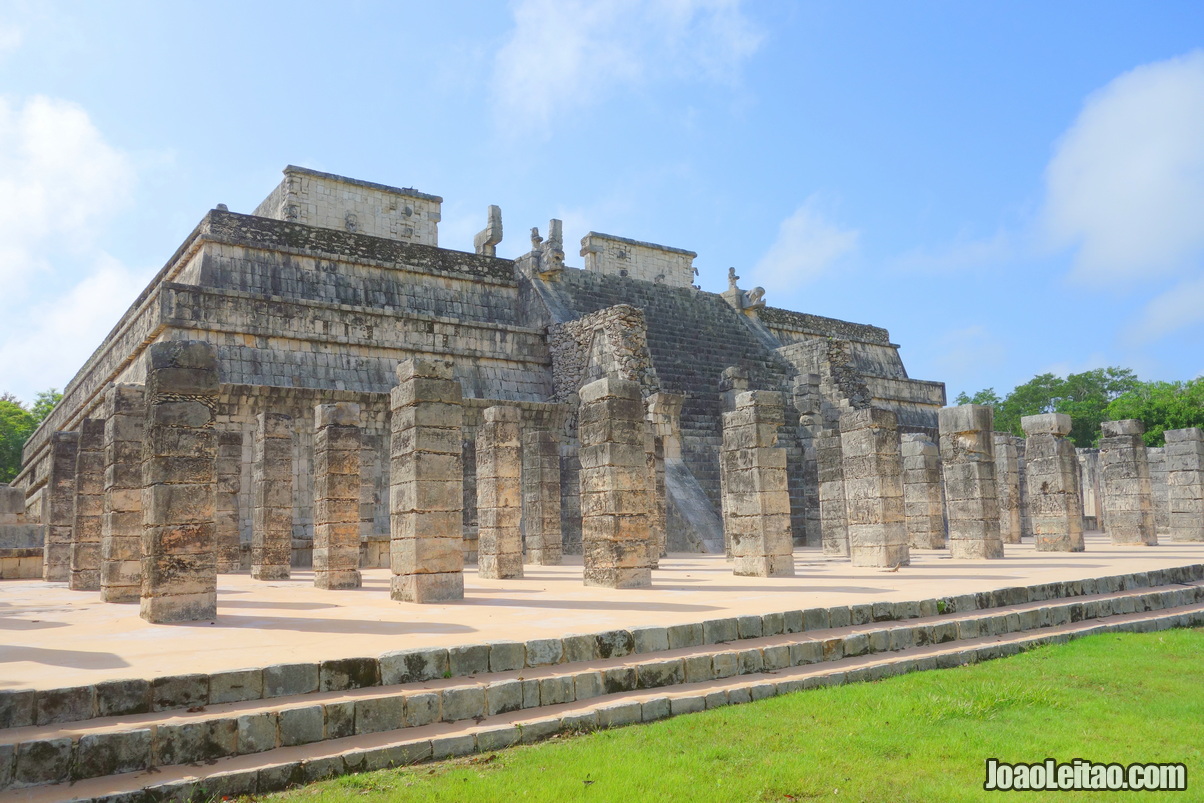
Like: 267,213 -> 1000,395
1,1 -> 1202,404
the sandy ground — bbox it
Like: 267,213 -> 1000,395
2,532 -> 1202,691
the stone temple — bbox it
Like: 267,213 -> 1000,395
9,165 -> 946,574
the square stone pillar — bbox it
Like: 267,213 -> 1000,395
389,358 -> 465,602
720,390 -> 795,577
215,431 -> 243,573
817,427 -> 848,557
251,412 -> 294,580
1099,419 -> 1157,545
901,433 -> 945,549
579,376 -> 653,588
141,340 -> 219,624
477,405 -> 524,580
993,433 -> 1023,545
939,405 -> 1004,559
644,427 -> 666,567
69,419 -> 105,590
101,385 -> 144,603
313,402 -> 362,589
840,407 -> 909,568
791,373 -> 822,548
1147,447 -> 1170,536
1166,427 -> 1204,542
522,428 -> 562,565
1022,413 -> 1085,552
43,431 -> 79,582
0,484 -> 23,524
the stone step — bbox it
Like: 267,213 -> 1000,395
4,578 -> 1202,793
11,600 -> 1204,803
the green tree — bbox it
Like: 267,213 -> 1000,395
1105,378 -> 1204,446
0,400 -> 37,482
30,389 -> 63,423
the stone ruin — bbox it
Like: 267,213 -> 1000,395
4,164 -> 1204,616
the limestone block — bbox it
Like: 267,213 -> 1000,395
939,405 -> 1004,560
314,403 -> 362,590
101,385 -> 146,602
1099,419 -> 1157,546
523,429 -> 562,565
839,408 -> 908,568
390,358 -> 464,602
1166,427 -> 1204,542
901,433 -> 944,549
69,419 -> 106,591
43,431 -> 79,582
140,341 -> 219,624
1022,414 -> 1085,552
992,433 -> 1023,545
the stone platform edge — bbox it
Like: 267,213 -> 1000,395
5,562 -> 1203,730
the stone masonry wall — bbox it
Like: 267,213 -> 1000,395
579,232 -> 696,288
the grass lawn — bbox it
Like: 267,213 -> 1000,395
251,628 -> 1204,802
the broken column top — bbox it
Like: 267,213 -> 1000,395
938,404 -> 994,435
396,357 -> 454,382
1101,419 -> 1145,437
315,402 -> 362,429
1021,412 -> 1072,437
146,340 -> 220,396
734,390 -> 784,411
483,405 -> 522,423
839,406 -> 898,432
579,376 -> 643,405
1165,427 -> 1204,443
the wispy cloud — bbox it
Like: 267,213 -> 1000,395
933,325 -> 1007,384
1043,50 -> 1204,287
0,95 -> 134,301
749,195 -> 859,290
1124,274 -> 1204,346
0,22 -> 21,57
892,228 -> 1013,274
491,0 -> 762,134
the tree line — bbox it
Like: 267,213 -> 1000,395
0,390 -> 63,482
955,367 -> 1204,448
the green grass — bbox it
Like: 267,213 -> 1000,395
251,629 -> 1204,802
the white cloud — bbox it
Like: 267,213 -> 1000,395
492,0 -> 762,132
1125,274 -> 1204,346
0,253 -> 155,402
750,195 -> 859,290
1043,50 -> 1204,286
0,22 -> 21,57
0,95 -> 134,301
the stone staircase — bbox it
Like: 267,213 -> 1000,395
550,271 -> 794,510
4,564 -> 1203,801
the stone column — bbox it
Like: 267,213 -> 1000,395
644,427 -> 666,567
817,426 -> 848,557
840,407 -> 909,568
901,433 -> 944,549
720,390 -> 795,577
1017,440 -> 1033,538
0,484 -> 22,523
477,405 -> 524,579
1147,447 -> 1170,536
579,376 -> 653,588
1021,413 -> 1085,552
101,385 -> 144,603
69,419 -> 105,590
141,340 -> 219,624
939,405 -> 1004,559
389,358 -> 465,602
791,374 -> 822,549
1166,427 -> 1204,542
522,428 -> 562,565
43,431 -> 79,582
1099,419 -> 1157,546
251,412 -> 293,580
1077,449 -> 1105,530
993,433 -> 1023,545
313,402 -> 362,589
215,431 -> 243,573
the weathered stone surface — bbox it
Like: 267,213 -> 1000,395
313,403 -> 362,589
69,418 -> 105,591
1099,419 -> 1157,546
993,433 -> 1023,545
719,391 -> 795,576
43,431 -> 79,582
578,376 -> 653,588
522,428 -> 562,565
840,407 -> 908,568
477,406 -> 523,579
215,430 -> 243,573
101,385 -> 145,602
390,359 -> 464,602
251,412 -> 294,580
938,405 -> 1004,559
901,433 -> 945,549
1022,413 -> 1085,552
140,340 -> 219,624
1166,427 -> 1204,542
1147,447 -> 1170,535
